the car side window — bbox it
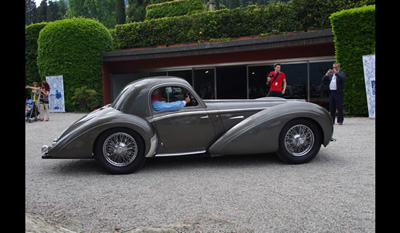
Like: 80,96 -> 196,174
151,86 -> 199,112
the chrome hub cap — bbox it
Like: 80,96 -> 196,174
284,124 -> 314,157
103,132 -> 138,167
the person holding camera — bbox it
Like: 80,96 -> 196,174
266,63 -> 286,97
322,62 -> 346,125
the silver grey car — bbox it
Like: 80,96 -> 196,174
42,77 -> 334,174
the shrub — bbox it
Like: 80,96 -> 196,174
72,86 -> 100,112
146,0 -> 204,20
37,18 -> 112,111
330,5 -> 375,115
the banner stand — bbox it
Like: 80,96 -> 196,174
362,55 -> 375,119
46,75 -> 66,112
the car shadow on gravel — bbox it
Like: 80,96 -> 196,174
144,153 -> 282,170
46,151 -> 333,175
46,153 -> 281,175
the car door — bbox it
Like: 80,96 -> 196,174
150,86 -> 215,155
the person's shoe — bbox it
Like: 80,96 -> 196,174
338,122 -> 343,125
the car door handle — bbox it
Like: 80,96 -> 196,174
229,116 -> 244,120
200,115 -> 209,119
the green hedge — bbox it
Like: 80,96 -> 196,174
330,5 -> 375,115
118,3 -> 297,49
37,18 -> 112,111
146,0 -> 203,20
25,22 -> 48,86
116,0 -> 374,50
149,0 -> 173,4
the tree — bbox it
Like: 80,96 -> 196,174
126,0 -> 146,22
116,0 -> 126,24
37,0 -> 48,22
47,0 -> 61,21
26,0 -> 37,25
66,0 -> 117,28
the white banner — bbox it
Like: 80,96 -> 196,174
46,75 -> 66,112
362,55 -> 375,118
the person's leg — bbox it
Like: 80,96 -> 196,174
336,92 -> 344,124
44,104 -> 50,121
329,92 -> 336,124
39,103 -> 45,121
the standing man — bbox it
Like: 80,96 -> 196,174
266,63 -> 286,97
322,62 -> 346,125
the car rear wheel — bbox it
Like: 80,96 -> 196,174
94,128 -> 145,174
277,119 -> 321,164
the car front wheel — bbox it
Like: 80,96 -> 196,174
277,119 -> 322,164
94,128 -> 145,174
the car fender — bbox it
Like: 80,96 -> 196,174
208,102 -> 333,156
44,107 -> 157,159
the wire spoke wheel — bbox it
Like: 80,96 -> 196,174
102,132 -> 138,167
284,124 -> 315,157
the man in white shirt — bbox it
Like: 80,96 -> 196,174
322,62 -> 346,125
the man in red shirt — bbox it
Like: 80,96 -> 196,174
266,63 -> 287,97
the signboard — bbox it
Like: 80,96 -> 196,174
362,55 -> 375,118
46,75 -> 65,112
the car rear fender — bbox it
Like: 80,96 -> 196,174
208,102 -> 333,156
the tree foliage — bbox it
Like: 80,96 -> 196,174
37,18 -> 113,111
66,0 -> 117,29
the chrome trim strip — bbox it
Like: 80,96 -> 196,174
229,116 -> 244,120
149,108 -> 267,122
150,110 -> 209,122
155,150 -> 207,157
145,134 -> 158,158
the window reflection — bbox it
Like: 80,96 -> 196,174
216,66 -> 247,99
168,70 -> 193,86
248,65 -> 274,99
281,63 -> 307,100
309,61 -> 332,110
194,69 -> 215,99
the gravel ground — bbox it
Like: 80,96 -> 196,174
26,113 -> 375,232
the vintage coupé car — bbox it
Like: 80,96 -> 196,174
42,77 -> 334,174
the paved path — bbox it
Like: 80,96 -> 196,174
26,113 -> 375,232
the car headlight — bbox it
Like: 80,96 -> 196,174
41,145 -> 49,155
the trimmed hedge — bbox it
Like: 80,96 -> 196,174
330,5 -> 375,115
146,0 -> 204,20
25,22 -> 48,86
149,0 -> 173,4
117,3 -> 298,49
37,18 -> 112,111
116,0 -> 374,50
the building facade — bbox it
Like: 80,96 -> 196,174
101,29 -> 335,109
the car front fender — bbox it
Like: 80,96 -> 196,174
43,107 -> 157,159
